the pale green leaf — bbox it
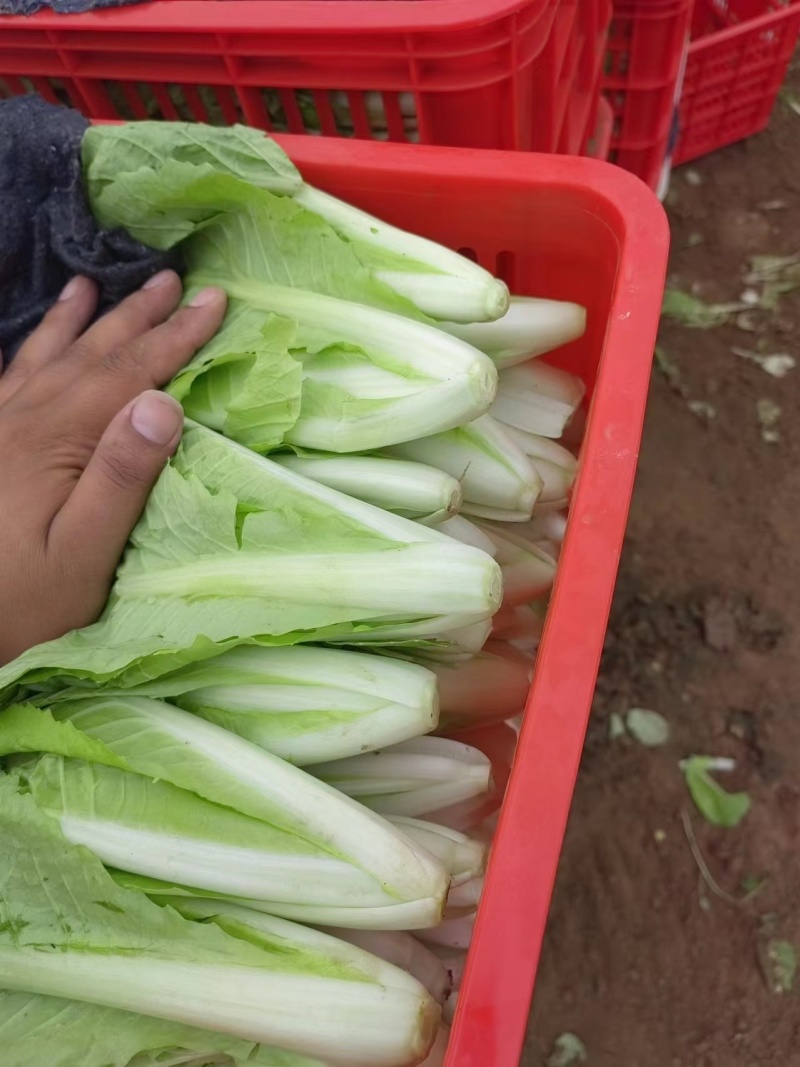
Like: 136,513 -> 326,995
625,708 -> 670,747
681,756 -> 751,827
167,308 -> 302,453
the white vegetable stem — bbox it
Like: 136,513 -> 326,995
273,453 -> 463,521
388,816 -> 487,885
117,542 -> 502,618
514,508 -> 568,545
311,737 -> 493,819
501,429 -> 577,503
431,515 -> 497,556
131,644 -> 441,766
492,361 -> 586,439
318,928 -> 452,1005
337,612 -> 495,657
439,296 -> 586,366
295,184 -> 509,322
475,520 -> 558,607
385,415 -> 542,522
418,912 -> 476,950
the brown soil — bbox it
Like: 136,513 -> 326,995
524,62 -> 800,1067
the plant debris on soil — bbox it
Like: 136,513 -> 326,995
524,61 -> 800,1067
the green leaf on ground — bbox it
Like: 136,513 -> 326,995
547,1033 -> 588,1067
680,756 -> 751,827
662,290 -> 742,328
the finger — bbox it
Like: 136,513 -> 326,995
51,390 -> 185,581
68,285 -> 227,428
2,277 -> 98,395
64,268 -> 185,377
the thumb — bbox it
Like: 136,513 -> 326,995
55,390 -> 184,579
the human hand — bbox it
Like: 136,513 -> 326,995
0,271 -> 226,665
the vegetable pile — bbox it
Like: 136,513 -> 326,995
0,122 -> 588,1067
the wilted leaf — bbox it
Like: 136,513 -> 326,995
745,253 -> 800,283
680,756 -> 751,827
662,289 -> 743,328
732,348 -> 796,379
626,708 -> 670,747
757,398 -> 781,443
744,254 -> 800,311
547,1033 -> 588,1067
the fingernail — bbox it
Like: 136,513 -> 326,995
189,287 -> 223,308
131,391 -> 184,445
143,270 -> 176,290
59,277 -> 83,302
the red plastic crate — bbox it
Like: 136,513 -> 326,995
675,0 -> 800,164
266,135 -> 667,1065
586,91 -> 614,156
0,0 -> 609,155
602,0 -> 693,188
558,0 -> 613,153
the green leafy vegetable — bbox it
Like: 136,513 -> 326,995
0,423 -> 501,697
0,776 -> 439,1065
83,122 -> 501,455
83,121 -> 507,324
0,698 -> 449,926
56,644 -> 440,767
0,990 -> 322,1067
167,309 -> 302,453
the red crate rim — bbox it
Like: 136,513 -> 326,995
0,0 -> 554,32
690,0 -> 800,50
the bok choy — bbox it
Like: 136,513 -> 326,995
0,777 -> 440,1066
55,645 -> 440,767
384,415 -> 542,522
0,423 -> 501,698
83,121 -> 508,324
0,699 -> 449,927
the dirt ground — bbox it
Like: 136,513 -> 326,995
524,64 -> 800,1066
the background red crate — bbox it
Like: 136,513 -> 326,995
0,0 -> 608,156
602,0 -> 693,188
675,0 -> 800,164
